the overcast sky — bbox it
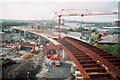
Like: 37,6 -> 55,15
0,0 -> 119,22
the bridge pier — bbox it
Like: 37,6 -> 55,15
19,30 -> 22,40
27,32 -> 30,38
24,31 -> 27,39
62,50 -> 66,59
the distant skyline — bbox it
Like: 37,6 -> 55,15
0,0 -> 119,22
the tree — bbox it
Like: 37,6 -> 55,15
90,29 -> 102,43
90,33 -> 96,42
75,27 -> 88,32
2,30 -> 4,32
2,21 -> 27,28
68,28 -> 74,32
98,34 -> 102,39
91,29 -> 97,33
3,30 -> 11,34
7,30 -> 11,34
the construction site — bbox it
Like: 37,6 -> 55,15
0,1 -> 120,80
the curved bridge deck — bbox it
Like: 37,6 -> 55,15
61,36 -> 120,79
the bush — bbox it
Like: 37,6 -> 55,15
113,43 -> 120,57
99,43 -> 120,57
102,45 -> 114,53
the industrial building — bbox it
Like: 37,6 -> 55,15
0,32 -> 11,42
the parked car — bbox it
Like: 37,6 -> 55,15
54,60 -> 61,67
47,53 -> 53,58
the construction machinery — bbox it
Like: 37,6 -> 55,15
53,9 -> 118,60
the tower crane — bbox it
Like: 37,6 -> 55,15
53,9 -> 118,60
54,9 -> 118,18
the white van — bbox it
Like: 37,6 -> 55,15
54,61 -> 61,67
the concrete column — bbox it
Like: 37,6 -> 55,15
27,32 -> 30,38
38,36 -> 41,43
19,30 -> 22,40
62,50 -> 67,59
24,31 -> 27,39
